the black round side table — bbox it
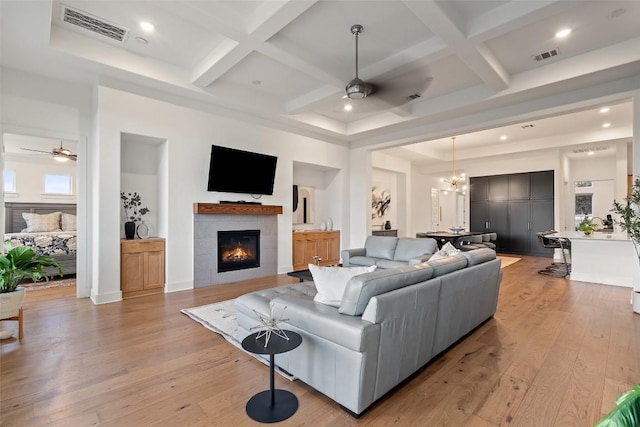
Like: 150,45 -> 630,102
241,330 -> 302,423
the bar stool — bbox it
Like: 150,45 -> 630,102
536,231 -> 571,277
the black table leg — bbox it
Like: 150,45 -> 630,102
245,354 -> 298,423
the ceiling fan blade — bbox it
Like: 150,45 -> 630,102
21,147 -> 53,154
370,72 -> 433,107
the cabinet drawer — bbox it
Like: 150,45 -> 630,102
121,240 -> 165,253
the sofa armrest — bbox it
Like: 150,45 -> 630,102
408,255 -> 431,264
270,295 -> 379,352
341,248 -> 366,266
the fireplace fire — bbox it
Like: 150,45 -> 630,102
218,230 -> 260,273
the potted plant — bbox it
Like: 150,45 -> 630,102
0,243 -> 62,329
577,217 -> 597,235
121,192 -> 150,239
612,176 -> 640,314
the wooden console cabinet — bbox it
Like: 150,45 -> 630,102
121,238 -> 165,299
292,230 -> 340,271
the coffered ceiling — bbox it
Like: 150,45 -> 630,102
1,0 -> 639,155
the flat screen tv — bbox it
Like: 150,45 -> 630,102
207,145 -> 278,195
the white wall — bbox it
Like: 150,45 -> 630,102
371,152 -> 411,237
4,156 -> 77,203
292,165 -> 341,232
94,86 -> 350,302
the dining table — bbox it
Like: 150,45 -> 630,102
416,231 -> 485,249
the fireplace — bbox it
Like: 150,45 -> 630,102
217,230 -> 260,273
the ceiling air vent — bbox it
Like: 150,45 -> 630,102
62,5 -> 130,42
406,94 -> 421,100
521,124 -> 535,129
533,48 -> 559,62
572,146 -> 609,154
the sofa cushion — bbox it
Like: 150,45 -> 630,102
339,264 -> 434,316
310,264 -> 377,307
235,282 -> 317,318
461,248 -> 496,266
348,256 -> 378,267
375,259 -> 408,269
393,238 -> 437,261
427,254 -> 468,277
364,236 -> 398,260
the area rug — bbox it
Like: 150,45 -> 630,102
181,300 -> 296,381
21,277 -> 76,291
497,256 -> 521,268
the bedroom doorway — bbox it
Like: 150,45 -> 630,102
2,132 -> 81,294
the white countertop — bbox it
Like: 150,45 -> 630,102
549,231 -> 632,242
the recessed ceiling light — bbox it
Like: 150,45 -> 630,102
500,135 -> 507,141
599,107 -> 610,113
587,150 -> 594,156
602,122 -> 611,128
140,21 -> 154,32
555,28 -> 571,39
344,104 -> 353,112
135,37 -> 148,44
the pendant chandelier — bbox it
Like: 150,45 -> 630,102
440,136 -> 467,193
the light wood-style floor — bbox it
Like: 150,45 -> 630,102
1,256 -> 639,426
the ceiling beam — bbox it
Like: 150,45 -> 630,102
190,0 -> 317,88
403,0 -> 510,92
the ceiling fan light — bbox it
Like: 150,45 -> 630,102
54,155 -> 70,162
345,78 -> 369,99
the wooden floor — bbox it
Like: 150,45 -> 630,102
1,256 -> 639,426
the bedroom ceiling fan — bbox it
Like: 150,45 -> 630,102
21,141 -> 77,162
344,24 -> 433,109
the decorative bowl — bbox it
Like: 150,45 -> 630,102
449,227 -> 465,235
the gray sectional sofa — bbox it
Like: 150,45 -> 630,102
235,248 -> 502,415
341,235 -> 438,269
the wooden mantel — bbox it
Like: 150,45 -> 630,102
193,203 -> 283,215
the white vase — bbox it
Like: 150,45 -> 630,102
326,218 -> 333,230
320,221 -> 327,231
0,287 -> 26,319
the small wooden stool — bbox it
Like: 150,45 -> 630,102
5,308 -> 24,340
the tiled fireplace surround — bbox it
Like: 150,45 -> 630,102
193,203 -> 282,287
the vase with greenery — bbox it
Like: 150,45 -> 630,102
121,192 -> 150,239
0,243 -> 62,319
577,217 -> 597,235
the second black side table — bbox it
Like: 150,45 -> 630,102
241,330 -> 302,423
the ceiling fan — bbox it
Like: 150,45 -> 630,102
344,24 -> 433,109
21,141 -> 77,162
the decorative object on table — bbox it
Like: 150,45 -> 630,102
249,306 -> 289,347
136,222 -> 149,239
0,242 -> 62,340
577,217 -> 597,235
312,255 -> 323,266
326,217 -> 333,230
449,226 -> 465,234
320,221 -> 327,231
121,192 -> 150,240
384,220 -> 392,230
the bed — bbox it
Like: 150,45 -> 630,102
4,202 -> 77,277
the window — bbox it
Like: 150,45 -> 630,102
3,170 -> 16,193
44,174 -> 73,195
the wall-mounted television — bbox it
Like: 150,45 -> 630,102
207,145 -> 278,195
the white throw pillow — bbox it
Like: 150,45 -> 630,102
61,213 -> 77,231
309,264 -> 377,308
22,212 -> 62,233
429,241 -> 461,261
